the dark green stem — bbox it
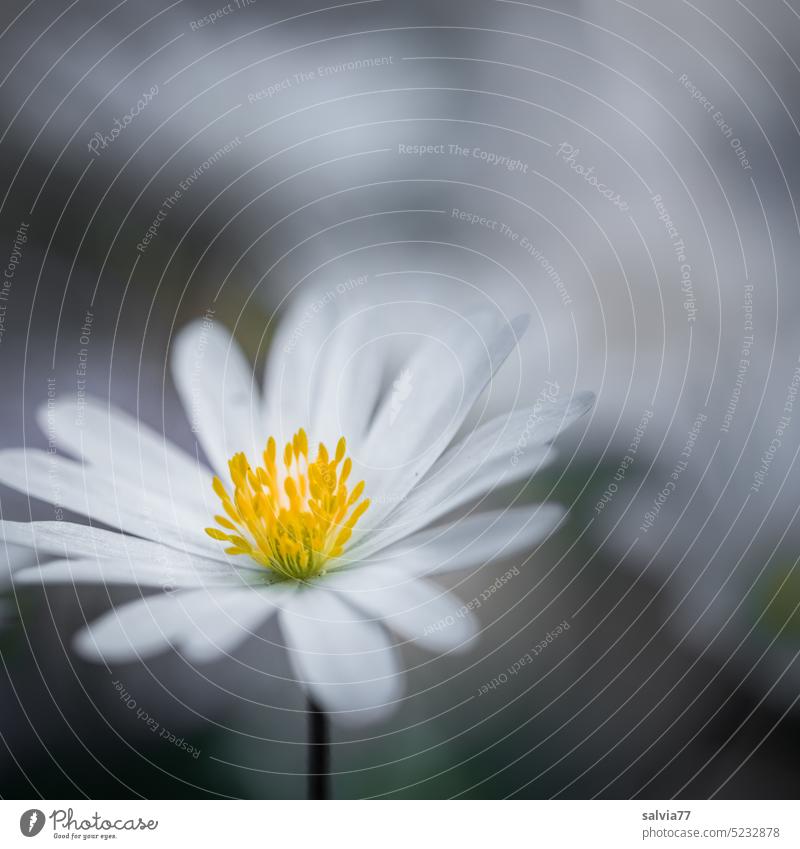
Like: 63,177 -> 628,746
307,699 -> 330,799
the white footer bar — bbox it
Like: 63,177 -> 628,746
2,800 -> 796,848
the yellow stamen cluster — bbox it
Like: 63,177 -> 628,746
205,429 -> 370,581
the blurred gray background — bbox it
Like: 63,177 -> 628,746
0,0 -> 799,798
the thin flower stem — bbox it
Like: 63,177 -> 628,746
307,699 -> 330,799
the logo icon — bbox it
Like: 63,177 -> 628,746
389,368 -> 413,425
19,809 -> 45,837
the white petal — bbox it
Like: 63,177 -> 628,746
352,392 -> 592,555
14,557 -> 243,588
263,294 -> 397,448
279,586 -> 402,724
306,293 -> 478,450
0,450 -> 223,561
357,310 -> 529,528
36,397 -> 209,505
262,291 -> 339,443
171,320 -> 264,477
322,566 -> 476,652
0,541 -> 37,577
380,504 -> 565,575
0,520 -> 244,576
75,587 -> 285,664
309,308 -> 396,450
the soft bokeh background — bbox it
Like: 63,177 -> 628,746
0,0 -> 799,798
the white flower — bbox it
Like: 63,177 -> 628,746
2,294 -> 592,724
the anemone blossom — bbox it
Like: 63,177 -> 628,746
2,295 -> 592,725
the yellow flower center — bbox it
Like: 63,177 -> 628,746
205,429 -> 370,581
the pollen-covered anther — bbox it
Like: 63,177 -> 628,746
205,429 -> 370,581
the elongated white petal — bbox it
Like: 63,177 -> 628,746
322,566 -> 476,652
263,295 -> 394,447
309,309 -> 395,450
36,396 -> 209,506
267,288 -> 497,450
14,557 -> 244,588
262,291 -> 338,443
172,320 -> 264,477
358,311 -> 529,528
75,587 -> 284,663
0,520 -> 249,575
351,392 -> 592,556
0,542 -> 37,578
279,587 -> 402,723
351,445 -> 551,559
0,451 -> 225,562
379,504 -> 565,576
